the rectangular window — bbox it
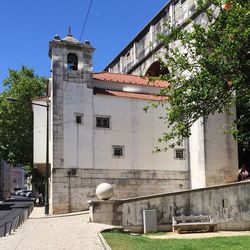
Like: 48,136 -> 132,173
96,116 -> 110,128
112,145 -> 124,157
75,113 -> 83,125
174,149 -> 185,160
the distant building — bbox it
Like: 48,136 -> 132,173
11,166 -> 25,192
0,161 -> 26,198
0,160 -> 11,199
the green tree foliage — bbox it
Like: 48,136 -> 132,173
0,66 -> 46,166
151,0 -> 250,150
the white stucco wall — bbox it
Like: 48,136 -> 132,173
33,101 -> 51,165
63,81 -> 94,169
189,112 -> 238,188
62,81 -> 187,172
204,111 -> 238,185
93,95 -> 187,171
33,104 -> 47,164
189,118 -> 206,188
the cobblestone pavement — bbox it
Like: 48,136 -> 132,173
0,207 -> 114,250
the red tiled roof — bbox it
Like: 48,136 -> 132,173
94,88 -> 167,101
93,72 -> 169,88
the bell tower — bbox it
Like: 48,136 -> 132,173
49,30 -> 95,85
48,31 -> 95,214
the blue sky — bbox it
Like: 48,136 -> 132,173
0,0 -> 168,92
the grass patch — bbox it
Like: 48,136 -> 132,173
146,231 -> 166,236
102,232 -> 250,250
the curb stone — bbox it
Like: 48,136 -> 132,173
98,231 -> 112,250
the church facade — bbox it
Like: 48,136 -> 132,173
34,34 -> 191,214
33,0 -> 238,214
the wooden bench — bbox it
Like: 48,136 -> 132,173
172,215 -> 217,233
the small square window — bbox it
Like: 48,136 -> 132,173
174,149 -> 185,160
76,116 -> 82,124
96,116 -> 110,128
75,113 -> 83,125
112,145 -> 124,157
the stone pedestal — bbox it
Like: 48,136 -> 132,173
88,200 -> 122,226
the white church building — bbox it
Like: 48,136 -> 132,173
33,31 -> 238,214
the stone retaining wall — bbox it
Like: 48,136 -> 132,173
89,180 -> 250,233
51,168 -> 189,214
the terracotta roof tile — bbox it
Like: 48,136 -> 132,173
94,88 -> 167,101
93,72 -> 169,88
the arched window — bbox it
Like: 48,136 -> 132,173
67,53 -> 78,71
145,61 -> 169,77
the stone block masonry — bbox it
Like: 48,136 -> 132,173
89,180 -> 250,233
51,168 -> 189,214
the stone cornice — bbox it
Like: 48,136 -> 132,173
49,39 -> 95,57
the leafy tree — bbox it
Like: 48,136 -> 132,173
0,66 -> 46,166
149,0 -> 250,151
24,165 -> 45,192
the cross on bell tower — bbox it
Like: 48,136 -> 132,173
68,26 -> 72,36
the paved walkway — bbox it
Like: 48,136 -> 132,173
0,207 -> 114,250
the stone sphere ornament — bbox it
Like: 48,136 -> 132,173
96,183 -> 114,200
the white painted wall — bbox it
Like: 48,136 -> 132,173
189,118 -> 206,188
33,101 -> 51,164
33,104 -> 47,164
62,80 -> 187,171
63,81 -> 94,169
205,111 -> 238,185
189,112 -> 238,188
93,95 -> 187,171
34,78 -> 238,188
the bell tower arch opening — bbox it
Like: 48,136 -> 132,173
67,53 -> 78,71
145,61 -> 169,77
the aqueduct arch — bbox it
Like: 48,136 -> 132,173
145,61 -> 169,77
